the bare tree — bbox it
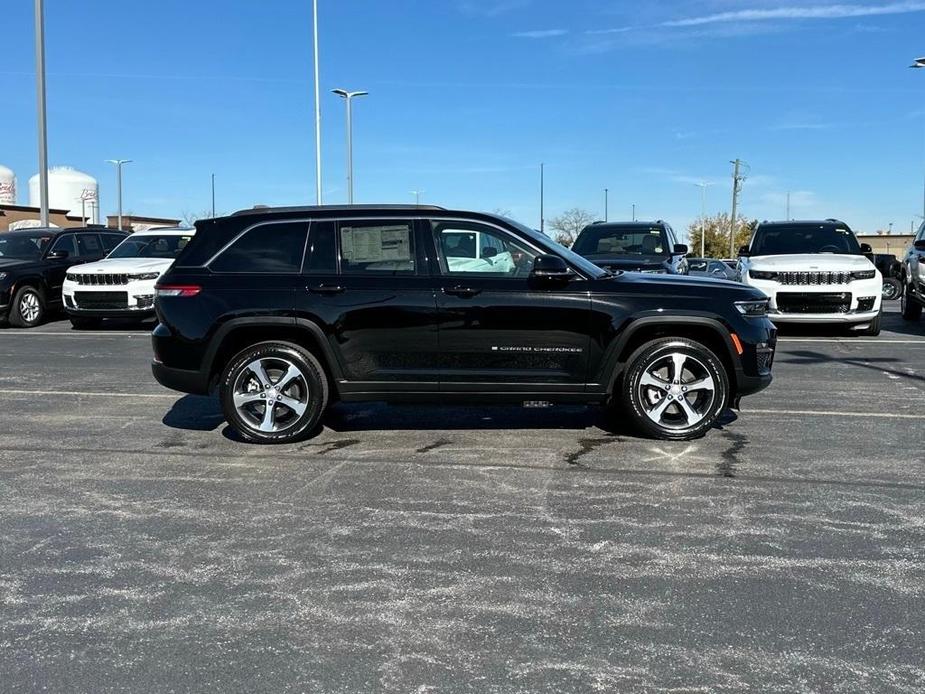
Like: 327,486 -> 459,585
181,210 -> 214,227
548,208 -> 595,247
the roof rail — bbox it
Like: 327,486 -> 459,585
231,204 -> 446,217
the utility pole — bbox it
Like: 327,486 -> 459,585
604,188 -> 609,222
106,159 -> 132,230
211,173 -> 216,217
34,0 -> 49,227
312,0 -> 323,204
79,197 -> 86,226
729,159 -> 744,258
540,163 -> 545,233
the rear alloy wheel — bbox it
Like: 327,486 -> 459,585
10,286 -> 46,328
621,338 -> 729,441
220,342 -> 328,444
882,278 -> 901,301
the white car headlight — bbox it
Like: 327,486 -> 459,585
129,273 -> 161,281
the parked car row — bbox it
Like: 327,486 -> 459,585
0,226 -> 193,328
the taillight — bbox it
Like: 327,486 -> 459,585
155,284 -> 201,297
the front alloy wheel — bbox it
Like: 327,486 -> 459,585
10,286 -> 45,328
622,338 -> 729,440
220,342 -> 328,443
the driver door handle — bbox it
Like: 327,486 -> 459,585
443,286 -> 482,298
308,284 -> 345,295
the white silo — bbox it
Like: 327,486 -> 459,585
0,164 -> 16,204
29,167 -> 99,224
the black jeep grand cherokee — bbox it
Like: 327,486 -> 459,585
151,205 -> 775,444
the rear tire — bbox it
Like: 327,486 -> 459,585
620,338 -> 729,441
220,341 -> 328,444
9,285 -> 46,328
882,278 -> 901,301
901,282 -> 922,321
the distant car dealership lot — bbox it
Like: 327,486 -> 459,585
0,305 -> 923,692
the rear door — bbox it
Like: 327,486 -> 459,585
296,217 -> 440,391
428,218 -> 593,392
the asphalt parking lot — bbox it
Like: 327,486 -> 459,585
1,304 -> 924,692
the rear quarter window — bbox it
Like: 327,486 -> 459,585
209,222 -> 309,273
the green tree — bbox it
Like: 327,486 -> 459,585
687,213 -> 757,258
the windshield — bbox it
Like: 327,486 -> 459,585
501,217 -> 609,279
572,225 -> 669,258
108,234 -> 193,259
750,225 -> 861,256
0,233 -> 53,261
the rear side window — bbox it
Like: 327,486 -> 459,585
210,222 -> 308,273
76,234 -> 102,256
305,221 -> 337,273
339,221 -> 415,274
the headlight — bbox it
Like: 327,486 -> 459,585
850,269 -> 876,281
129,273 -> 161,281
749,270 -> 778,281
65,273 -> 77,281
734,299 -> 770,317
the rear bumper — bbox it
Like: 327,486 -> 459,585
152,360 -> 211,395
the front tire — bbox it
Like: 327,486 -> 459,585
882,278 -> 901,301
858,311 -> 882,337
620,338 -> 729,441
901,281 -> 922,321
9,286 -> 46,328
219,342 -> 328,444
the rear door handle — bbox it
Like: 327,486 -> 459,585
308,284 -> 345,295
443,286 -> 481,298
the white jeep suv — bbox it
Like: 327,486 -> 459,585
62,228 -> 194,328
738,220 -> 882,336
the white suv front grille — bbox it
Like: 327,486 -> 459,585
777,271 -> 850,286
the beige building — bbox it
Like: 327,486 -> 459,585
105,215 -> 182,232
0,204 -> 179,232
856,234 -> 914,256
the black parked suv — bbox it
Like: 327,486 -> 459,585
0,226 -> 128,327
571,221 -> 689,275
151,206 -> 775,444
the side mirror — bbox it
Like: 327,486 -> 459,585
860,243 -> 873,254
531,254 -> 572,279
914,240 -> 925,251
738,245 -> 750,257
673,244 -> 688,256
47,250 -> 69,260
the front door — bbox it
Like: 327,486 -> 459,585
297,218 -> 440,391
428,219 -> 593,392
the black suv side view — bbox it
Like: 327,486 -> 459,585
0,226 -> 128,328
151,206 -> 775,444
571,221 -> 689,275
901,220 -> 925,321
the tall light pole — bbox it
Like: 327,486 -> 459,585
331,89 -> 368,204
211,173 -> 216,218
34,0 -> 49,227
632,203 -> 636,221
729,159 -> 745,258
106,159 -> 132,230
411,190 -> 424,206
604,188 -> 609,222
540,163 -> 545,233
312,0 -> 323,204
694,182 -> 712,257
911,57 -> 925,218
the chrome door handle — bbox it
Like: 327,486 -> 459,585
443,286 -> 481,298
308,284 -> 345,295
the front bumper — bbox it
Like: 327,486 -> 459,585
63,279 -> 157,317
747,277 -> 882,323
768,309 -> 880,325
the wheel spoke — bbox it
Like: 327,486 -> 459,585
246,360 -> 273,389
640,371 -> 669,390
675,396 -> 702,425
684,376 -> 715,392
671,353 -> 687,383
258,403 -> 276,432
233,391 -> 263,409
277,394 -> 307,417
646,396 -> 673,423
276,364 -> 303,391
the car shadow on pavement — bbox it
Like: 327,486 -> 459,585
162,395 -> 226,431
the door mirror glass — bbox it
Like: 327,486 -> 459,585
860,243 -> 873,254
738,245 -> 750,257
47,249 -> 69,260
914,240 -> 925,251
531,254 -> 572,279
673,243 -> 688,256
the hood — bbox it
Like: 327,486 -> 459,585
69,257 -> 175,275
0,257 -> 36,272
605,271 -> 763,300
748,253 -> 873,272
589,255 -> 669,272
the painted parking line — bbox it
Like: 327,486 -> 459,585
746,408 -> 925,420
777,338 -> 925,344
0,389 -> 174,399
0,331 -> 149,337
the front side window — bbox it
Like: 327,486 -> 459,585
751,224 -> 862,256
0,233 -> 53,260
76,234 -> 102,257
49,234 -> 77,257
210,222 -> 308,273
109,234 -> 193,259
572,225 -> 668,258
339,221 -> 415,274
434,222 -> 537,277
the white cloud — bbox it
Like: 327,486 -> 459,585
662,1 -> 925,28
513,29 -> 568,38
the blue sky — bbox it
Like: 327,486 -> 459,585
2,0 -> 925,236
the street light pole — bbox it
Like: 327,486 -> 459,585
911,57 -> 925,218
106,159 -> 132,230
632,203 -> 636,221
332,89 -> 368,204
312,0 -> 323,205
540,163 -> 545,233
411,190 -> 423,206
34,0 -> 49,227
211,173 -> 216,217
604,188 -> 609,222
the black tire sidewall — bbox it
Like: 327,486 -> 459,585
882,279 -> 900,301
220,342 -> 328,444
621,339 -> 729,441
10,286 -> 45,328
901,281 -> 922,320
